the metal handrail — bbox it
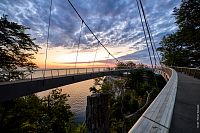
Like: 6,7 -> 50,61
0,67 -> 132,82
172,66 -> 200,79
129,67 -> 178,132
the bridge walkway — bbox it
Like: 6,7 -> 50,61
170,73 -> 200,133
0,69 -> 130,102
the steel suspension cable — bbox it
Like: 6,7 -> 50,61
67,0 -> 120,63
136,0 -> 153,69
105,53 -> 110,68
147,22 -> 162,66
83,29 -> 92,67
44,0 -> 53,76
74,20 -> 84,70
138,0 -> 157,69
93,41 -> 100,68
137,0 -> 158,88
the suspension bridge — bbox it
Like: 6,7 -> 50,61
0,0 -> 200,132
0,67 -> 131,101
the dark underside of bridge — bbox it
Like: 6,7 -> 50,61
0,70 -> 129,102
170,73 -> 200,133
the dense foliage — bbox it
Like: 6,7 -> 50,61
116,61 -> 136,69
0,89 -> 75,133
0,15 -> 39,70
90,68 -> 166,132
0,15 -> 40,81
158,0 -> 200,67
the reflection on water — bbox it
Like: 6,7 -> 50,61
37,79 -> 94,123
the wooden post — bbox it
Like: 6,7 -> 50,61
86,93 -> 110,133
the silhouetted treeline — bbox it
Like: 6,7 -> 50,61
158,0 -> 200,67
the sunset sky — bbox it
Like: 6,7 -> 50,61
0,0 -> 181,68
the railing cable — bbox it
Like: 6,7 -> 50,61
105,53 -> 110,68
74,20 -> 84,71
93,41 -> 100,68
44,0 -> 53,77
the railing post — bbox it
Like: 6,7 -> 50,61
21,73 -> 23,80
51,70 -> 53,78
42,70 -> 45,79
9,72 -> 11,80
31,72 -> 33,80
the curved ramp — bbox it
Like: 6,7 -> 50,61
169,73 -> 200,133
129,68 -> 178,133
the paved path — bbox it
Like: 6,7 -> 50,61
170,73 -> 200,133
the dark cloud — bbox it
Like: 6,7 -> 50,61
118,48 -> 161,65
119,49 -> 149,60
0,0 -> 181,63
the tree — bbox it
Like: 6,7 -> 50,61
0,89 -> 74,133
126,61 -> 136,68
90,68 -> 165,132
116,62 -> 127,69
0,95 -> 44,132
173,0 -> 200,66
174,0 -> 200,30
41,89 -> 73,133
158,0 -> 200,67
116,61 -> 136,69
158,32 -> 190,66
0,15 -> 40,81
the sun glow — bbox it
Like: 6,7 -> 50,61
34,45 -> 136,68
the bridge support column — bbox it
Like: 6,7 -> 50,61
86,93 -> 110,133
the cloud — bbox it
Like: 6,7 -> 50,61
0,0 -> 181,64
118,48 -> 160,65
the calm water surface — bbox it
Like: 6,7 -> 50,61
37,79 -> 94,123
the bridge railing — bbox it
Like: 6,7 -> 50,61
155,67 -> 172,81
129,67 -> 178,133
0,67 -> 113,81
172,66 -> 200,79
0,67 -> 132,82
0,67 -> 133,102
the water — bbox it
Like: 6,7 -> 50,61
24,68 -> 106,123
37,79 -> 94,123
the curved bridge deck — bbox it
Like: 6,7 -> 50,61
170,73 -> 200,133
129,68 -> 177,133
0,69 -> 130,102
129,67 -> 200,133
